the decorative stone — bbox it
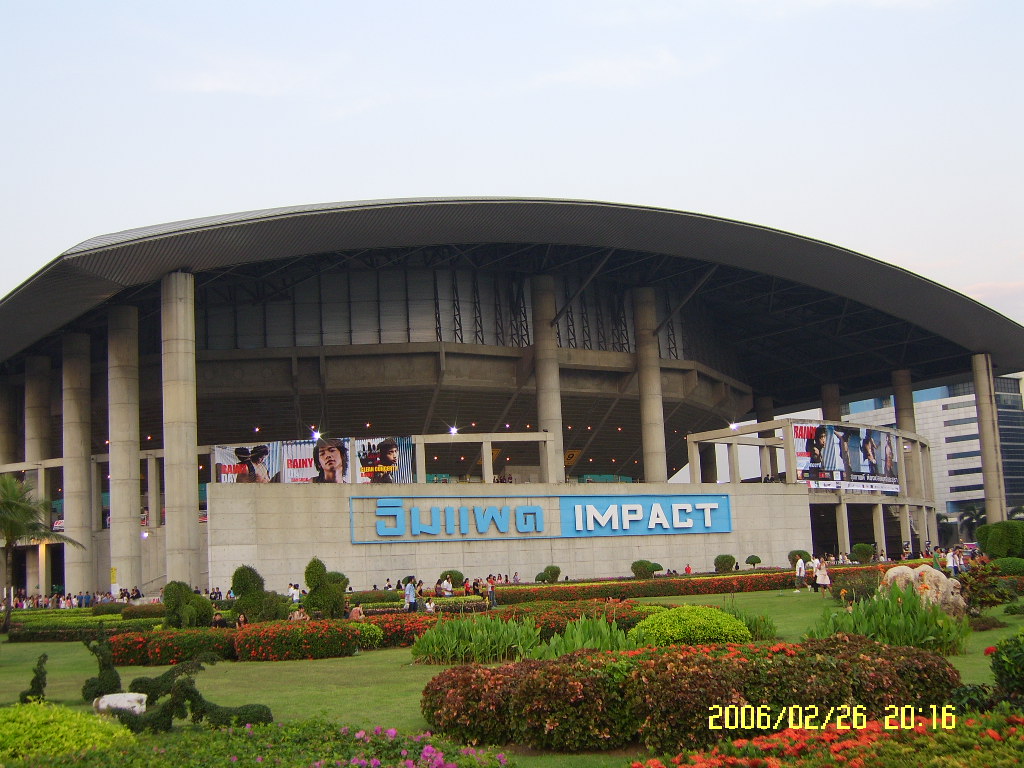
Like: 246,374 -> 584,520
93,692 -> 147,715
880,564 -> 966,619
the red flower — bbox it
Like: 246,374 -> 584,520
984,646 -> 997,655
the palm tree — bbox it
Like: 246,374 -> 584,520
957,504 -> 986,542
1,474 -> 83,632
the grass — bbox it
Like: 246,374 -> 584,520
1,594 -> 1021,767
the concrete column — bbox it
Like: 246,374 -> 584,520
821,383 -> 841,421
699,443 -> 718,483
632,287 -> 668,482
758,444 -> 771,479
835,501 -> 851,557
530,275 -> 564,483
755,395 -> 778,477
726,443 -> 740,483
162,272 -> 201,586
686,438 -> 700,483
24,356 -> 50,490
915,508 -> 928,555
414,437 -> 426,483
972,353 -> 1007,523
108,306 -> 142,592
898,504 -> 911,552
481,440 -> 493,484
783,424 -> 798,484
146,455 -> 162,526
891,370 -> 916,432
0,379 -> 17,464
62,333 -> 93,593
872,503 -> 886,558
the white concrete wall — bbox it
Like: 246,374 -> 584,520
207,482 -> 812,591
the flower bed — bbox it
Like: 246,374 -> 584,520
145,628 -> 239,664
422,634 -> 960,753
632,710 -> 1024,768
364,612 -> 440,646
491,600 -> 662,639
234,620 -> 383,661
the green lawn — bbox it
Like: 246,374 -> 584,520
2,596 -> 1022,768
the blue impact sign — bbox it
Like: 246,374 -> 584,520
558,494 -> 731,537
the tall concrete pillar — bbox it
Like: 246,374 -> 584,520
162,272 -> 201,586
24,357 -> 51,594
872,503 -> 886,558
726,443 -> 740,483
973,353 -> 1007,523
62,333 -> 93,592
0,379 -> 17,464
898,504 -> 911,553
755,395 -> 778,477
147,455 -> 162,526
632,287 -> 668,482
699,444 -> 718,483
892,370 -> 916,432
821,383 -> 841,421
530,275 -> 564,483
835,501 -> 851,557
108,306 -> 142,591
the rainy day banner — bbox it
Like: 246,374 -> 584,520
212,436 -> 414,484
794,423 -> 900,492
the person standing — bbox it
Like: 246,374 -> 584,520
815,560 -> 832,596
486,576 -> 497,609
405,578 -> 418,612
794,556 -> 806,593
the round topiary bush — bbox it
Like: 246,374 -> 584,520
713,554 -> 736,574
0,701 -> 134,761
744,555 -> 761,569
627,605 -> 752,646
851,542 -> 875,564
631,559 -> 663,579
788,549 -> 811,567
543,565 -> 561,582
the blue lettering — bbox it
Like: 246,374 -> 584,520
410,506 -> 441,535
375,498 -> 405,536
515,505 -> 544,533
474,505 -> 511,534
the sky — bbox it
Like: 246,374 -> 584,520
2,0 -> 1022,325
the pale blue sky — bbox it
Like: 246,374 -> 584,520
3,0 -> 1022,324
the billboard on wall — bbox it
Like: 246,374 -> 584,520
794,423 -> 900,492
214,436 -> 414,484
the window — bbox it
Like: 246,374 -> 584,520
947,450 -> 981,460
950,484 -> 985,493
945,434 -> 979,443
948,467 -> 981,477
944,417 -> 978,427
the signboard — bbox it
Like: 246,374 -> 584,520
354,493 -> 731,544
794,423 -> 900,492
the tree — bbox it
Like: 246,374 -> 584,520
958,505 -> 986,542
1,475 -> 84,632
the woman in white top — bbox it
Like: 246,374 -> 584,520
814,561 -> 831,596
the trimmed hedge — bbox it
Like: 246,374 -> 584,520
627,605 -> 752,646
7,617 -> 163,643
422,634 -> 960,753
991,557 -> 1024,576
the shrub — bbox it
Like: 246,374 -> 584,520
231,564 -> 290,622
302,557 -> 349,618
991,556 -> 1024,576
492,599 -> 662,640
830,566 -> 882,604
110,632 -> 152,666
234,620 -> 381,661
969,615 -> 1009,631
163,581 -> 214,628
81,626 -> 121,702
146,629 -> 238,665
744,555 -> 761,568
19,653 -> 48,703
958,561 -> 1019,615
1004,602 -> 1024,615
529,616 -> 636,659
440,569 -> 465,586
0,702 -> 134,761
630,559 -> 662,579
713,554 -> 736,573
988,632 -> 1024,700
807,581 -> 971,655
541,564 -> 561,583
627,605 -> 752,646
91,602 -> 125,616
788,549 -> 811,567
977,520 -> 1024,558
411,615 -> 541,664
851,542 -> 875,563
949,683 -> 998,714
122,602 -> 166,620
364,612 -> 439,646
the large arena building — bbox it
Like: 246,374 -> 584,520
2,197 -> 1023,594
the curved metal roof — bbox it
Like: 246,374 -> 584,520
4,196 -> 1023,405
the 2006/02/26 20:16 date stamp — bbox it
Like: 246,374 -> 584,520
708,704 -> 957,732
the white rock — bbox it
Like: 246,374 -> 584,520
93,692 -> 148,715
